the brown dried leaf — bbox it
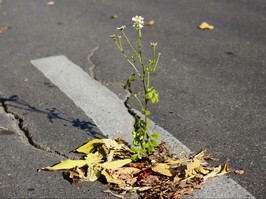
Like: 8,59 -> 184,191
139,175 -> 160,186
111,14 -> 118,19
47,1 -> 54,5
173,187 -> 194,198
144,20 -> 155,26
127,162 -> 146,169
114,167 -> 141,175
229,168 -> 244,175
138,168 -> 153,180
109,168 -> 138,185
0,26 -> 10,36
148,142 -> 174,162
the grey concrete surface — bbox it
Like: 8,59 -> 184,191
0,0 -> 265,198
0,105 -> 113,198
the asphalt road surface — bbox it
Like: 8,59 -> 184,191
0,0 -> 265,198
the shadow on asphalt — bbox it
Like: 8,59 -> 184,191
0,95 -> 106,139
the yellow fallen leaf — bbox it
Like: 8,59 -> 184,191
69,167 -> 86,181
86,164 -> 102,181
218,162 -> 229,175
107,149 -> 115,162
42,153 -> 102,171
203,165 -> 221,180
102,169 -> 125,185
174,175 -> 182,182
198,22 -> 214,30
84,151 -> 104,161
194,166 -> 210,175
193,149 -> 207,160
152,163 -> 173,177
165,157 -> 185,165
103,139 -> 129,150
100,159 -> 132,169
202,162 -> 228,181
76,138 -> 128,154
44,159 -> 89,171
185,158 -> 202,177
133,186 -> 153,192
75,139 -> 103,154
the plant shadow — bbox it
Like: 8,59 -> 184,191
0,95 -> 107,139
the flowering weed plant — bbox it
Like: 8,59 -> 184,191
111,16 -> 161,161
39,16 -> 244,199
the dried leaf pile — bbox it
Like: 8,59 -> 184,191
39,138 -> 243,199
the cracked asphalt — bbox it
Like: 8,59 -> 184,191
0,0 -> 265,198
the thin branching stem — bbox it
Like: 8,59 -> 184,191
113,38 -> 142,78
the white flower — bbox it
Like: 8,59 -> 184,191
117,25 -> 126,30
150,42 -> 158,47
132,15 -> 144,23
132,15 -> 144,29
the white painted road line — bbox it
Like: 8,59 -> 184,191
31,55 -> 255,198
31,55 -> 135,143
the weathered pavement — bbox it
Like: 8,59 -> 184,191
0,0 -> 265,198
0,105 -> 109,198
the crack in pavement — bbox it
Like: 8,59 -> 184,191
87,44 -> 131,103
0,97 -> 70,159
86,44 -> 135,122
87,44 -> 99,79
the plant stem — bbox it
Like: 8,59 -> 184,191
113,38 -> 141,77
121,30 -> 140,62
137,27 -> 150,139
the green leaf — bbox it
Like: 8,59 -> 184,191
131,154 -> 138,161
150,139 -> 159,147
145,87 -> 154,100
133,140 -> 140,146
130,147 -> 140,153
131,73 -> 136,81
144,109 -> 150,115
132,131 -> 137,138
142,142 -> 149,149
151,133 -> 160,139
151,90 -> 159,104
147,145 -> 155,154
123,74 -> 136,89
140,149 -> 147,155
145,87 -> 160,104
